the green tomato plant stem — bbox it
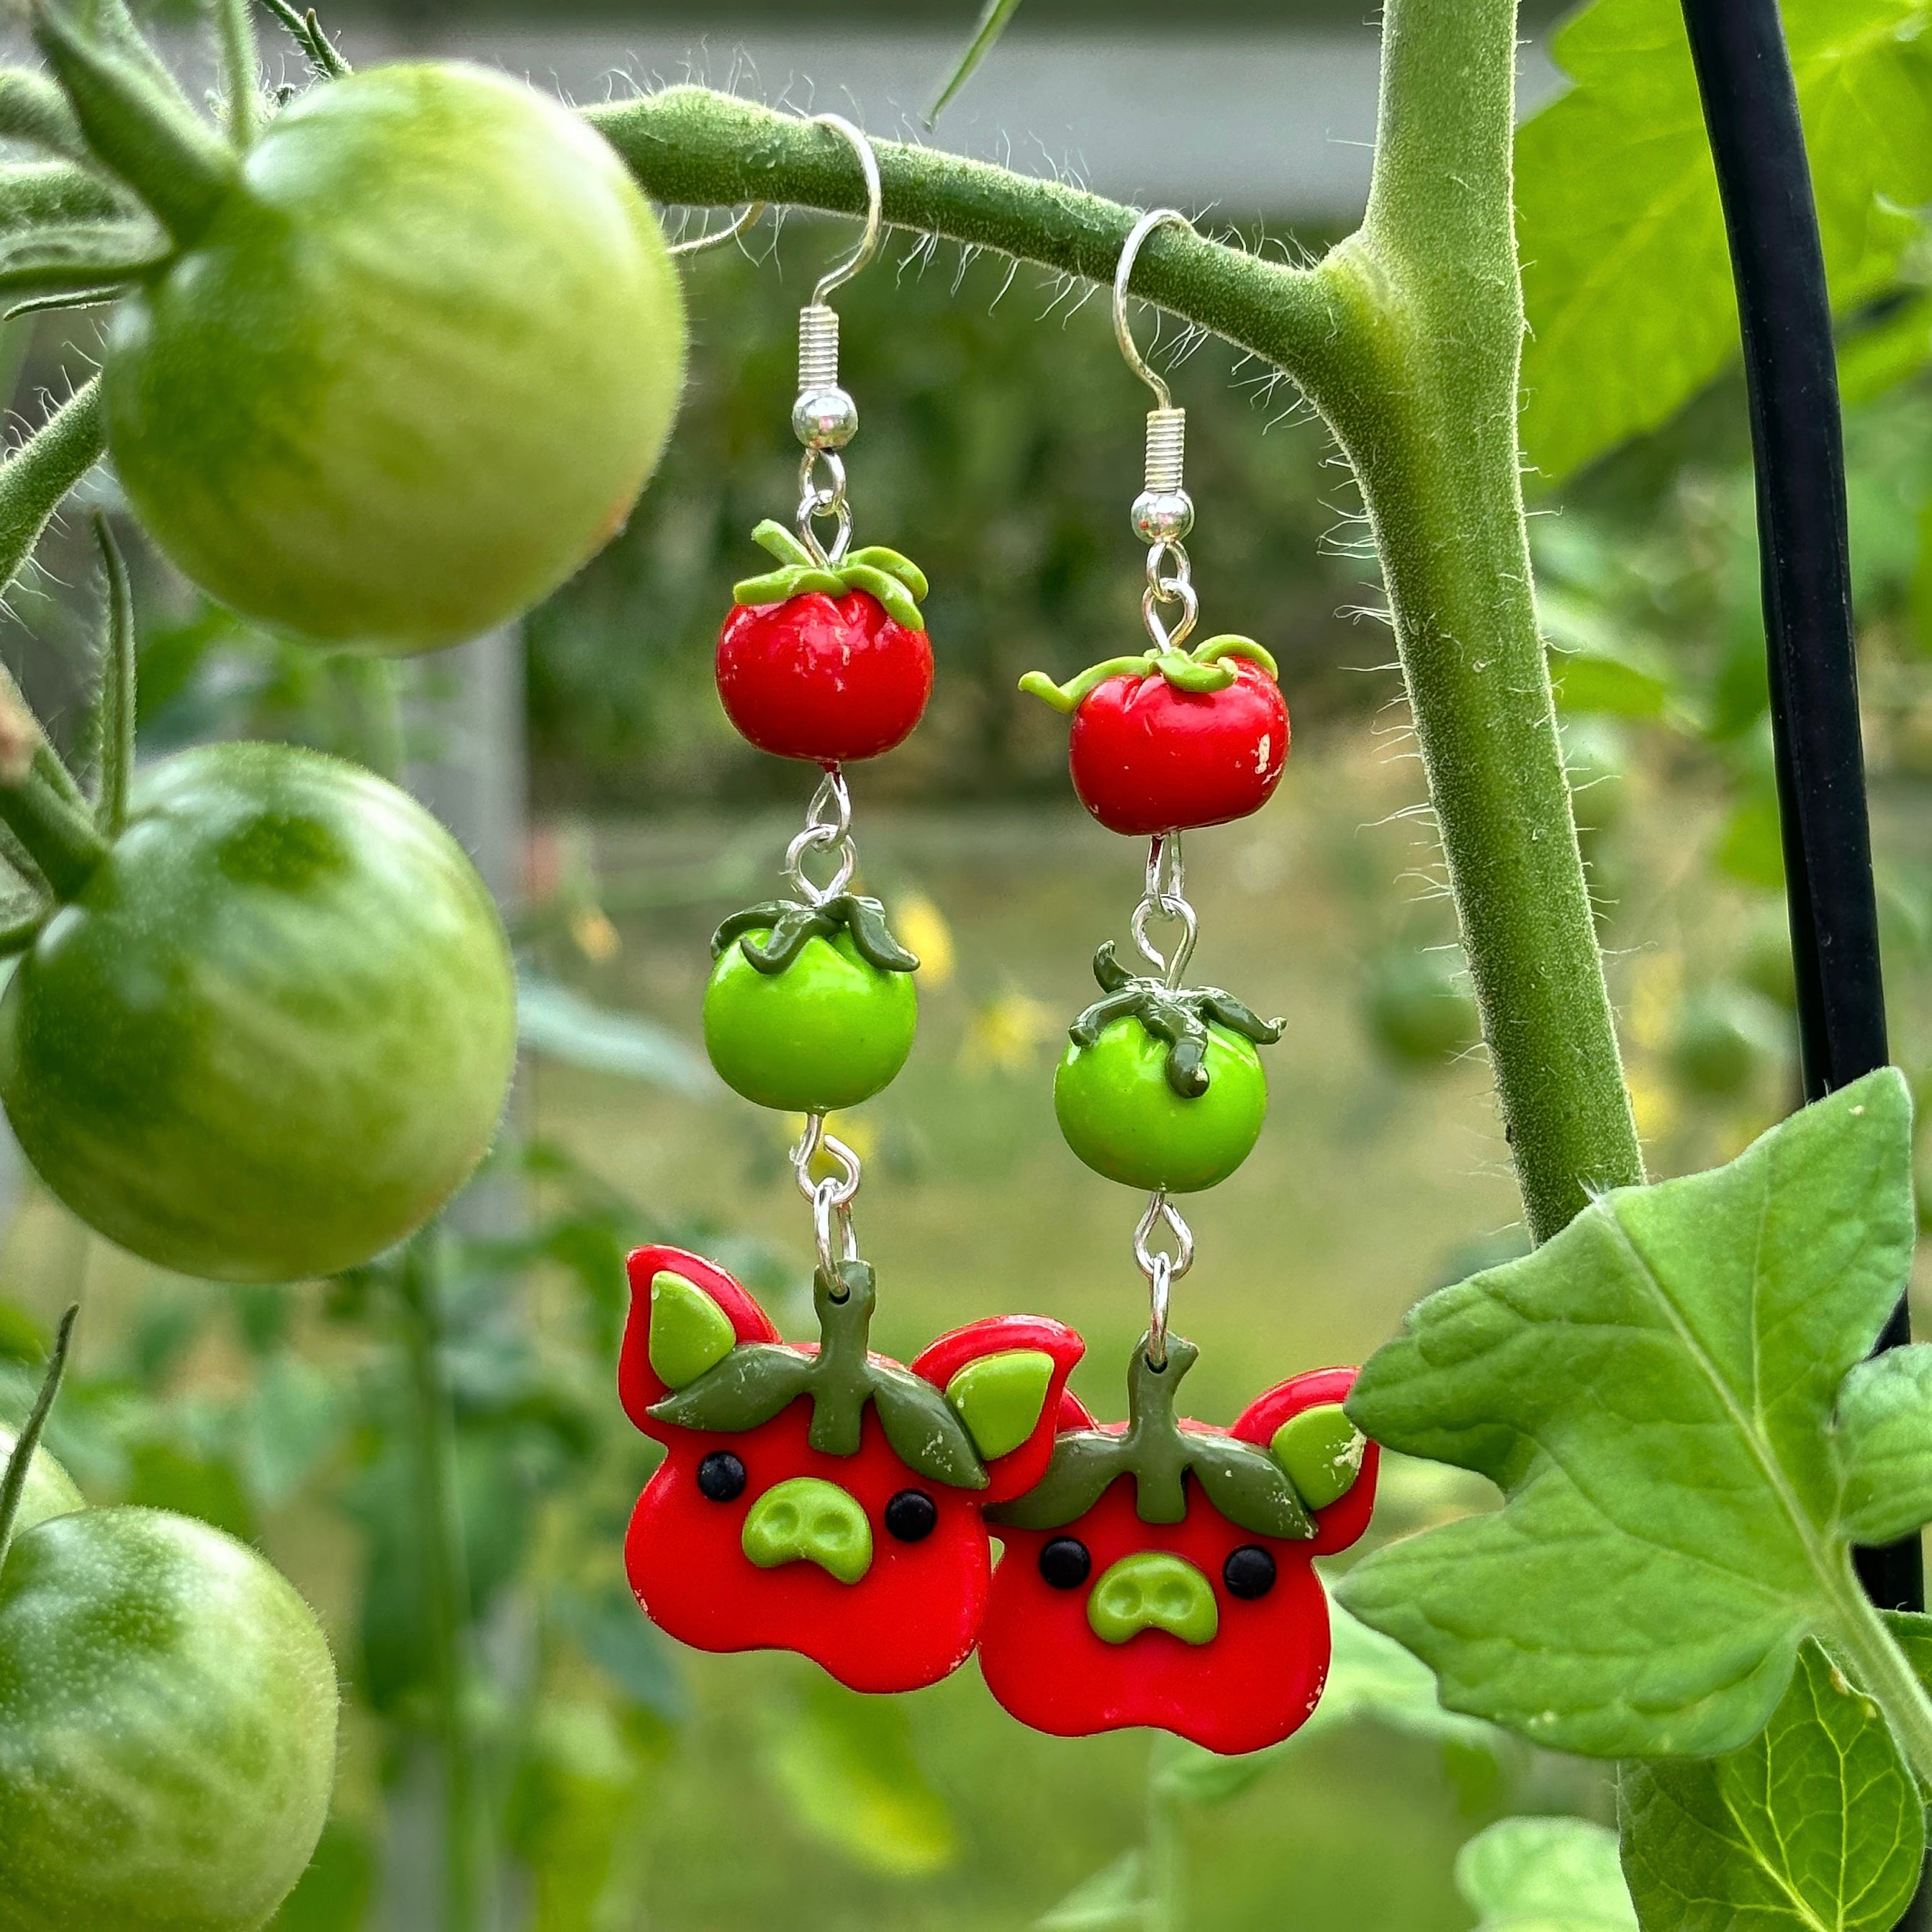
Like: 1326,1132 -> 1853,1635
213,0 -> 260,149
1824,1554 -> 1932,1789
0,1303 -> 76,1579
590,0 -> 1643,1241
394,1239 -> 490,1932
327,654 -> 407,784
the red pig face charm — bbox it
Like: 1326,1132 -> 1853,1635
981,1337 -> 1377,1755
619,1245 -> 1083,1693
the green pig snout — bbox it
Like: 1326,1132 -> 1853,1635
1085,1550 -> 1219,1646
741,1476 -> 874,1584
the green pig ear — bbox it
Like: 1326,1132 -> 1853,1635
1270,1404 -> 1367,1509
945,1350 -> 1056,1461
648,1271 -> 736,1390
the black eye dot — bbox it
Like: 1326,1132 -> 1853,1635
696,1451 -> 746,1503
1039,1538 -> 1092,1591
1222,1545 -> 1277,1600
883,1489 -> 939,1543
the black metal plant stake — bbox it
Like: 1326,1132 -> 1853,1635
1679,3 -> 1927,1920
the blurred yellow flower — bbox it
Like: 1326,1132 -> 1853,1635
893,893 -> 955,988
1626,1072 -> 1676,1147
569,904 -> 621,963
782,1112 -> 879,1175
960,989 -> 1059,1076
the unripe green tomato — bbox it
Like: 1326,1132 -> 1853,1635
1054,1017 -> 1268,1193
704,929 -> 916,1113
1363,948 -> 1481,1071
1665,985 -> 1785,1100
0,1507 -> 338,1932
105,63 -> 686,651
0,742 -> 517,1283
0,1428 -> 84,1535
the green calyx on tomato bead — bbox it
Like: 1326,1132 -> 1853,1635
989,1337 -> 1313,1541
713,891 -> 918,977
0,1507 -> 338,1932
1018,634 -> 1279,715
704,917 -> 917,1114
55,22 -> 687,651
1070,942 -> 1282,1100
0,743 -> 518,1283
731,520 -> 930,632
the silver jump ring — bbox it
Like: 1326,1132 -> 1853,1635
813,1178 -> 860,1281
1130,895 -> 1199,988
1134,1191 -> 1193,1370
782,769 -> 857,906
807,114 -> 884,306
1113,208 -> 1196,410
796,451 -> 853,565
667,202 -> 766,258
1142,579 -> 1199,656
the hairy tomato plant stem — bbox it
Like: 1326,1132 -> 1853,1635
1825,1558 -> 1932,1789
396,1239 -> 489,1932
590,27 -> 1643,1240
0,1304 -> 76,1578
328,654 -> 406,783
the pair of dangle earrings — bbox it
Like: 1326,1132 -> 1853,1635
622,150 -> 1376,1756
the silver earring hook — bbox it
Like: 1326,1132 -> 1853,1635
1113,207 -> 1195,407
807,114 -> 883,305
667,202 -> 766,259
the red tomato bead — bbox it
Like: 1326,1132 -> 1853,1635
1067,659 -> 1288,836
716,590 -> 934,765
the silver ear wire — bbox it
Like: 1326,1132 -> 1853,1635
790,115 -> 884,560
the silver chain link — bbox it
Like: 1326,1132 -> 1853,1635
1130,832 -> 1199,988
1134,1191 -> 1195,1369
782,767 -> 858,908
793,1111 -> 862,1281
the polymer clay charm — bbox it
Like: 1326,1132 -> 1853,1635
980,1336 -> 1377,1755
620,1243 -> 1083,1693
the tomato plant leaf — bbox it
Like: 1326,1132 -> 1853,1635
1517,0 -> 1932,482
929,0 -> 1027,124
1338,1070 -> 1921,1758
761,1675 -> 958,1877
1034,1851 -> 1145,1931
1835,1343 -> 1932,1543
1457,1816 -> 1637,1930
1617,1618 -> 1932,1932
1152,1602 -> 1507,1807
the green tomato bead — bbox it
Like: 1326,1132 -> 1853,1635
704,928 -> 916,1113
1054,1016 -> 1268,1193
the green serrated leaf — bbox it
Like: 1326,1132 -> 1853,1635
1458,1817 -> 1636,1931
1834,1342 -> 1932,1544
929,0 -> 1027,123
1339,1070 -> 1920,1759
1518,0 -> 1932,482
1619,1625 -> 1928,1932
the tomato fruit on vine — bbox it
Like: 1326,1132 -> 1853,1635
1055,1016 -> 1268,1192
0,1506 -> 337,1932
105,63 -> 686,651
0,1427 -> 83,1536
705,927 -> 917,1113
0,743 -> 517,1282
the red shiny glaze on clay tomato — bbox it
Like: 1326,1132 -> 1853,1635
619,1246 -> 1080,1694
1068,659 -> 1288,836
979,1368 -> 1376,1755
716,592 -> 934,765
